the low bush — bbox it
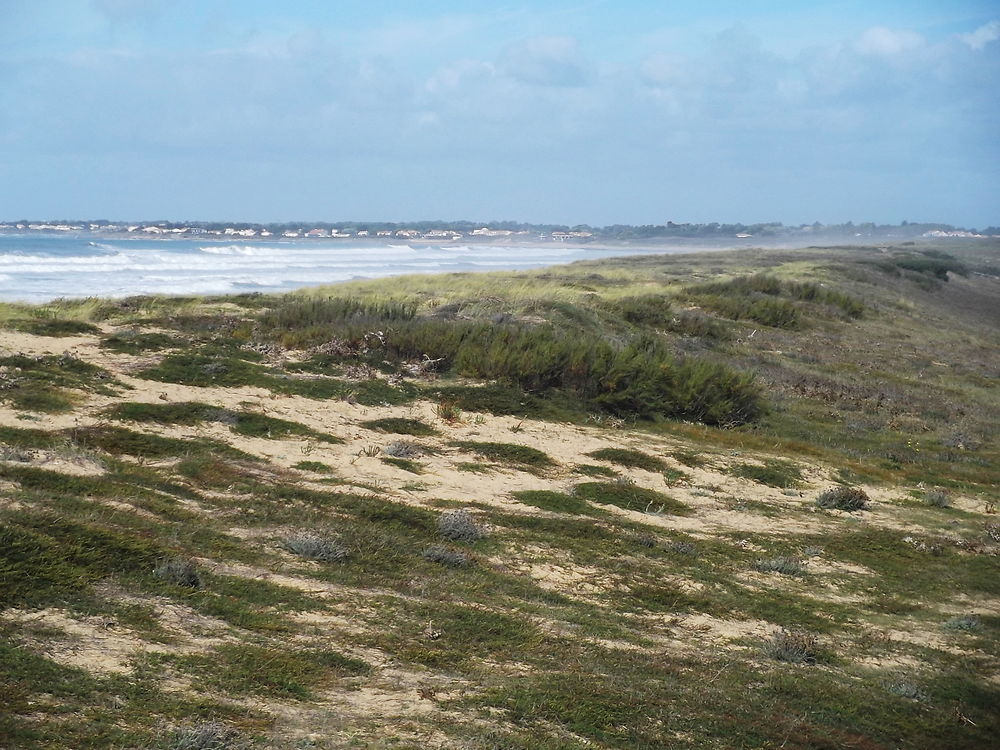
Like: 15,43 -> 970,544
451,441 -> 555,473
943,614 -> 981,631
923,489 -> 951,508
729,460 -> 802,488
7,318 -> 101,337
763,629 -> 818,664
884,678 -> 928,702
361,417 -> 437,436
511,489 -> 592,515
153,557 -> 202,588
816,486 -> 870,511
573,481 -> 691,515
168,721 -> 243,750
382,440 -> 422,458
422,545 -> 470,567
438,509 -> 485,542
282,533 -> 348,563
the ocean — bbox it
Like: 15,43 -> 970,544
0,234 -> 697,304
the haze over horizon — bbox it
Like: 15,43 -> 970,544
2,1 -> 998,228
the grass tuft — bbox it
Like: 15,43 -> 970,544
168,721 -> 242,750
361,417 -> 437,436
438,509 -> 485,542
754,556 -> 806,576
763,629 -> 818,664
154,557 -> 202,588
282,533 -> 348,563
816,486 -> 870,511
422,545 -> 470,567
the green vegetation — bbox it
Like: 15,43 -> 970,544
5,318 -> 101,337
179,643 -> 369,699
450,440 -> 556,473
0,354 -> 119,413
511,489 -> 594,515
100,330 -> 178,353
573,481 -> 691,515
107,401 -> 342,443
728,459 -> 803,488
361,416 -> 437,436
2,240 -> 999,749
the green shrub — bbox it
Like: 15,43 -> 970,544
293,460 -> 332,473
0,514 -> 165,605
0,354 -> 118,413
573,481 -> 691,515
729,460 -> 802,488
609,295 -> 674,327
511,490 -> 592,515
7,318 -> 101,337
451,441 -> 555,472
361,417 -> 437,436
100,330 -> 178,354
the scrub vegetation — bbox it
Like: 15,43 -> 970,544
1,239 -> 998,749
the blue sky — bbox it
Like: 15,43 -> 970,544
2,1 -> 998,226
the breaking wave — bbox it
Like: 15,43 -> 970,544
0,235 -> 659,304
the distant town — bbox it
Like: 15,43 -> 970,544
0,219 -> 996,242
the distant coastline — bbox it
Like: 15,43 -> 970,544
2,218 -> 997,246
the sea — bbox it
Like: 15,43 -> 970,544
0,234 -> 708,304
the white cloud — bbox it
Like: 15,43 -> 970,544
856,26 -> 923,57
959,20 -> 1000,51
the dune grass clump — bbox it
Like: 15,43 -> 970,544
943,614 -> 981,631
282,533 -> 348,563
361,417 -> 437,436
755,556 -> 806,576
168,721 -> 243,750
511,489 -> 593,515
381,456 -> 423,473
0,354 -> 119,413
438,509 -> 485,542
451,440 -> 555,473
884,678 -> 929,703
1,514 -> 166,605
100,330 -> 178,354
763,629 -> 818,664
154,557 -> 202,588
923,489 -> 951,508
585,447 -> 667,472
573,481 -> 691,515
729,460 -> 802,488
6,318 -> 101,337
293,460 -> 333,473
817,486 -> 870,511
422,545 -> 470,567
382,440 -> 422,459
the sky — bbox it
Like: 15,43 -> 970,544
1,0 -> 998,227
